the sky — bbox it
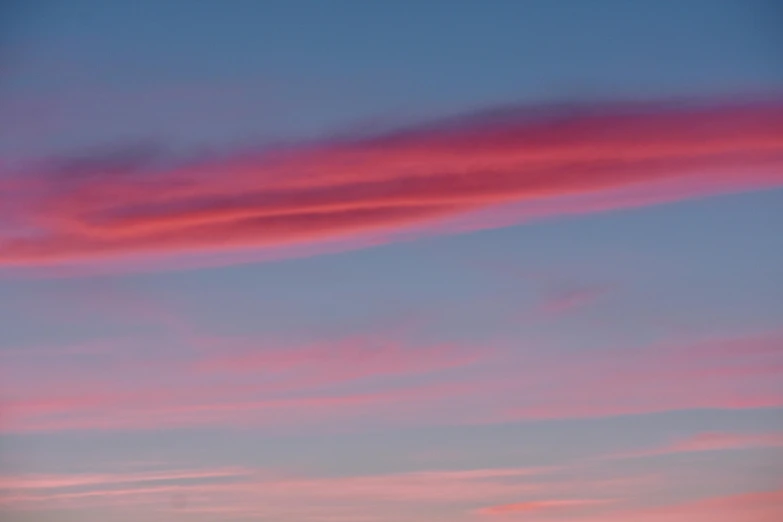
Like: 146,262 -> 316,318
0,1 -> 782,521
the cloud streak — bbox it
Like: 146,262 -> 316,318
1,331 -> 490,433
0,467 -> 252,491
2,461 -> 771,522
2,98 -> 782,268
606,431 -> 783,460
0,463 -> 641,521
476,498 -> 613,516
499,330 -> 783,421
2,329 -> 780,434
577,490 -> 783,522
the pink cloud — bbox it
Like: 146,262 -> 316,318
0,464 -> 643,520
2,99 -> 782,270
0,297 -> 494,433
0,466 -> 549,509
476,498 -> 614,516
2,330 -> 781,434
667,432 -> 783,453
498,330 -> 783,421
0,373 -> 479,433
5,467 -> 772,522
192,334 -> 486,388
578,490 -> 783,522
0,467 -> 252,491
607,431 -> 783,460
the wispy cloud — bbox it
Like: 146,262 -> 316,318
0,467 -> 252,491
6,461 -> 769,522
2,99 -> 782,269
476,498 -> 614,516
574,489 -> 783,522
499,330 -> 783,420
192,334 -> 484,384
0,332 -> 490,433
605,431 -> 783,460
0,463 -> 643,521
2,330 -> 780,434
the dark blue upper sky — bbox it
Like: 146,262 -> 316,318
3,0 -> 782,160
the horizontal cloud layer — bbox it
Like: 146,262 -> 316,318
605,431 -> 783,460
5,461 -> 772,522
476,498 -> 612,516
3,328 -> 781,433
2,98 -> 782,268
0,463 -> 644,520
575,490 -> 783,522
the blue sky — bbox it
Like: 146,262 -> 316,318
1,2 -> 782,521
3,0 -> 782,159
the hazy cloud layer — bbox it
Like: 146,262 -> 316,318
3,329 -> 780,434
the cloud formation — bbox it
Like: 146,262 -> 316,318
2,329 -> 780,434
2,98 -> 782,268
476,498 -> 612,516
581,489 -> 783,522
2,460 -> 773,522
500,330 -> 783,421
0,463 -> 639,521
607,431 -> 783,460
1,331 -> 489,433
0,467 -> 252,491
